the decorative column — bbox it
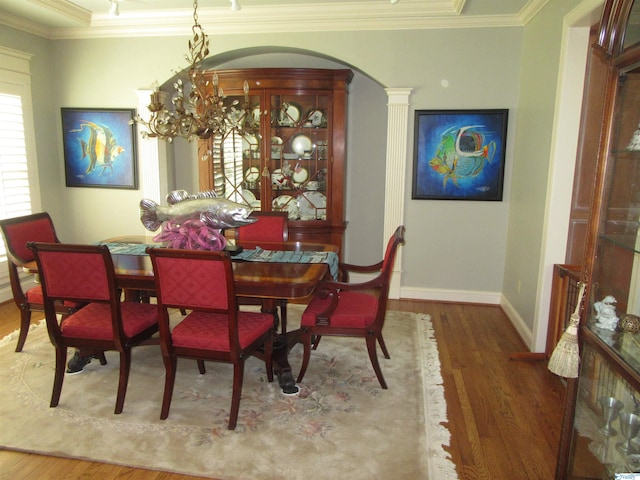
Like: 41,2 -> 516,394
384,88 -> 412,299
134,89 -> 171,239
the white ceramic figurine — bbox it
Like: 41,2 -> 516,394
594,295 -> 620,331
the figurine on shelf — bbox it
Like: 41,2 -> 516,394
627,123 -> 640,151
594,295 -> 620,331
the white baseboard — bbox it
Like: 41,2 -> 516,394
396,285 -> 535,351
499,294 -> 534,349
399,285 -> 502,305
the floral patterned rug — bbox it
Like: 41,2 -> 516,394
0,306 -> 457,479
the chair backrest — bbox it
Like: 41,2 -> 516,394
149,248 -> 235,311
28,242 -> 121,341
0,212 -> 59,265
148,248 -> 239,347
235,211 -> 288,242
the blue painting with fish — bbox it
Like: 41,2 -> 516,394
61,108 -> 137,189
412,109 -> 508,201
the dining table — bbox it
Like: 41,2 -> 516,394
24,236 -> 339,395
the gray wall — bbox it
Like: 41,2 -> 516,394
0,0 -> 590,349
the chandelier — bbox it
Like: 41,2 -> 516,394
133,0 -> 253,142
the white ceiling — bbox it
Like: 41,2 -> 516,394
0,0 -> 543,39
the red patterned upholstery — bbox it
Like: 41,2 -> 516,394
60,302 -> 159,340
2,215 -> 57,263
154,257 -> 229,309
171,311 -> 274,351
235,211 -> 288,242
28,242 -> 159,414
148,248 -> 274,430
301,291 -> 378,329
0,212 -> 80,352
297,226 -> 405,389
37,251 -> 111,300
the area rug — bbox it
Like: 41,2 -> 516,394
0,306 -> 457,479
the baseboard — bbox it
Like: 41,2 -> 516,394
499,294 -> 534,349
399,285 -> 502,305
397,285 -> 536,352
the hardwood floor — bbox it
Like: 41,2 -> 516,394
0,299 -> 565,479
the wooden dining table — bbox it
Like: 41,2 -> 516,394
25,236 -> 338,394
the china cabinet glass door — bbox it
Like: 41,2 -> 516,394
566,65 -> 640,480
269,91 -> 331,221
197,68 -> 352,250
561,2 -> 640,475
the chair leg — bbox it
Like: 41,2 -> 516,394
197,359 -> 206,374
160,356 -> 177,420
366,336 -> 387,389
378,333 -> 390,359
228,360 -> 245,430
14,308 -> 31,352
296,332 -> 312,383
280,300 -> 288,334
114,349 -> 132,414
97,351 -> 108,365
264,333 -> 274,382
312,335 -> 322,350
50,347 -> 67,407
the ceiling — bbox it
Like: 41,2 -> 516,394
0,0 -> 543,39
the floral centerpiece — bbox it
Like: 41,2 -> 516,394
139,189 -> 257,251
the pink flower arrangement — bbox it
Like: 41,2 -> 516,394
153,218 -> 227,251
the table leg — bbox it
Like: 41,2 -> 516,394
66,349 -> 107,374
261,299 -> 300,395
273,331 -> 302,394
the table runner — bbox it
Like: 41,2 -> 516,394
100,242 -> 339,280
234,246 -> 339,280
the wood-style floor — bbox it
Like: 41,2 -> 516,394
0,299 -> 565,479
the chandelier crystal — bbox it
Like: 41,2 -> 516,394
133,0 -> 253,142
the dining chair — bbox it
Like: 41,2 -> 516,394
296,225 -> 405,389
235,210 -> 289,242
27,242 -> 159,414
235,210 -> 290,332
148,247 -> 274,430
0,212 -> 82,352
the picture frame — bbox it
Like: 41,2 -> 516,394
61,108 -> 138,189
412,109 -> 508,201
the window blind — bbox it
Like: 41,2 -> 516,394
0,93 -> 32,261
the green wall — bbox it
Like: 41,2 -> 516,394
0,0 -> 592,348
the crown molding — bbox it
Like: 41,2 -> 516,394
30,0 -> 91,24
1,0 -> 547,40
519,0 -> 551,24
0,11 -> 52,38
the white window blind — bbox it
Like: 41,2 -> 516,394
0,94 -> 32,216
0,47 -> 38,287
0,93 -> 32,261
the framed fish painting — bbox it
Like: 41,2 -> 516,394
412,109 -> 508,201
61,108 -> 138,189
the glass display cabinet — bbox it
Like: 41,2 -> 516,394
556,1 -> 640,478
197,68 -> 353,252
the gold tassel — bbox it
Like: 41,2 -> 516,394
548,282 -> 586,378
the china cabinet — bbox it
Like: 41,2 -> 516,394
556,1 -> 640,478
197,68 -> 353,252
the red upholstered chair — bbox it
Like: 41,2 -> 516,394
235,211 -> 290,332
235,211 -> 289,242
0,212 -> 81,352
28,242 -> 159,414
296,226 -> 405,389
148,248 -> 274,430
